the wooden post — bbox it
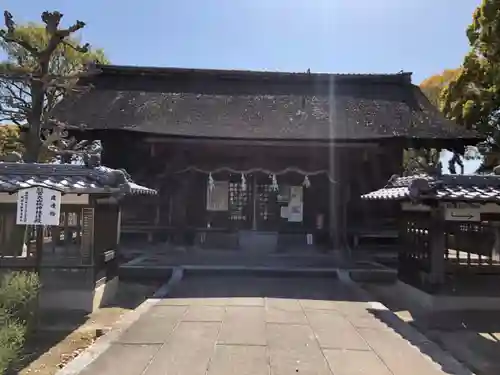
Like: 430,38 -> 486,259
492,222 -> 500,262
116,206 -> 122,247
35,225 -> 44,271
429,206 -> 446,286
148,200 -> 160,243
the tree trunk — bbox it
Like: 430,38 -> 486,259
24,78 -> 45,163
5,80 -> 45,253
23,133 -> 43,163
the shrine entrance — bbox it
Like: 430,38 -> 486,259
228,175 -> 279,232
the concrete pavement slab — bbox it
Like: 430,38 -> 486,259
227,297 -> 265,306
207,345 -> 269,375
323,349 -> 393,375
155,298 -> 193,306
143,322 -> 221,375
343,311 -> 392,331
299,299 -> 340,310
182,305 -> 225,322
265,297 -> 303,311
218,306 -> 266,345
265,306 -> 309,325
61,274 -> 473,375
118,305 -> 187,344
305,309 -> 371,350
358,327 -> 446,375
79,344 -> 161,375
332,300 -> 373,316
158,297 -> 230,306
267,324 -> 332,375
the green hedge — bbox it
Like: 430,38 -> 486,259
0,271 -> 40,374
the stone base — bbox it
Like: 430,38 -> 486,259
39,276 -> 119,313
368,279 -> 500,311
238,231 -> 278,253
196,231 -> 239,250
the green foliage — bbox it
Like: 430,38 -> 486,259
0,23 -> 108,77
0,124 -> 22,156
420,69 -> 460,109
0,271 -> 40,373
0,12 -> 108,162
0,271 -> 41,321
0,21 -> 108,129
402,148 -> 441,174
442,1 -> 500,142
0,312 -> 26,374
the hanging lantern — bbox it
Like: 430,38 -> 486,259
241,173 -> 247,191
208,172 -> 215,191
303,175 -> 311,188
270,174 -> 279,192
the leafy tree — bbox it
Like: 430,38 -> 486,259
0,11 -> 108,163
0,10 -> 107,256
420,69 -> 460,109
441,0 -> 500,171
402,148 -> 444,175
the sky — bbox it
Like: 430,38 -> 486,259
3,0 -> 480,83
2,0 -> 482,171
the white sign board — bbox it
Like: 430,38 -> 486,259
444,207 -> 481,222
206,181 -> 229,211
16,187 -> 61,226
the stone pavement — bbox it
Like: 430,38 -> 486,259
76,276 -> 469,375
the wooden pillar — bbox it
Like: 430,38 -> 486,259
116,207 -> 122,247
147,196 -> 161,243
429,205 -> 446,286
81,207 -> 94,266
491,222 -> 500,262
171,174 -> 191,245
35,226 -> 44,270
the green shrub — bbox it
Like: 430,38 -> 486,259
0,271 -> 40,324
0,310 -> 26,374
0,271 -> 40,373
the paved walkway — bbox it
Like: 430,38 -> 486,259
77,276 -> 467,375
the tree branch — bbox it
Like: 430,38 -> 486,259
62,40 -> 90,54
0,11 -> 40,56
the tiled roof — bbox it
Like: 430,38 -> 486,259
52,64 -> 481,142
361,173 -> 500,203
0,163 -> 157,195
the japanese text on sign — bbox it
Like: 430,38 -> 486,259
16,187 -> 61,226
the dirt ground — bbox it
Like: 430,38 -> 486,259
13,282 -> 159,375
363,283 -> 500,375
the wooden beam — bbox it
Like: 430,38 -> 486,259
143,137 -> 381,149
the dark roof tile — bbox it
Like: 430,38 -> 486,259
0,163 -> 156,195
53,65 -> 480,142
362,173 -> 500,203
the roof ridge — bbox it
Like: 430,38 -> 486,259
95,64 -> 413,84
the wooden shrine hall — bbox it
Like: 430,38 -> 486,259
53,64 -> 480,252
